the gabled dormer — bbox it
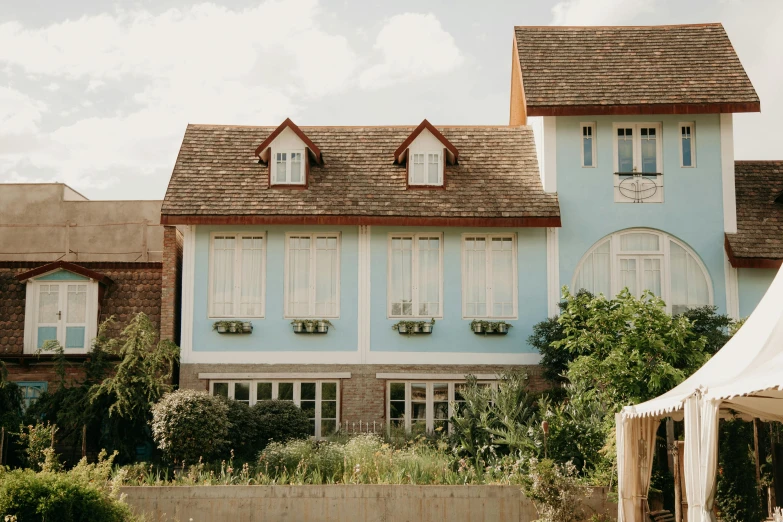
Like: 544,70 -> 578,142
394,120 -> 459,188
255,118 -> 323,188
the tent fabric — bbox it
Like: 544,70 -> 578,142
684,395 -> 720,522
617,414 -> 660,522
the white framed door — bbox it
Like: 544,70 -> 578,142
33,282 -> 92,352
615,255 -> 664,300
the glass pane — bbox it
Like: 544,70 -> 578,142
322,401 -> 336,418
643,258 -> 662,297
235,382 -> 250,403
38,284 -> 59,324
641,127 -> 657,173
670,241 -> 709,310
301,382 -> 316,400
390,401 -> 406,419
412,153 -> 425,184
390,383 -> 406,401
583,132 -> 593,167
290,152 -> 302,183
418,237 -> 440,316
574,240 -> 611,297
213,382 -> 229,398
37,327 -> 57,348
619,258 -> 637,296
390,237 -> 413,316
617,128 -> 633,172
427,153 -> 439,184
276,152 -> 287,183
65,326 -> 85,349
257,382 -> 272,401
682,126 -> 693,167
66,285 -> 87,323
465,238 -> 487,317
411,402 -> 427,422
301,401 -> 316,419
411,383 -> 427,402
278,382 -> 294,401
322,382 -> 337,401
620,233 -> 659,252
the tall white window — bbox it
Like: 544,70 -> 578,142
211,380 -> 339,438
34,282 -> 91,351
462,234 -> 517,319
409,152 -> 442,186
572,229 -> 712,315
286,233 -> 340,317
210,234 -> 265,318
581,123 -> 596,168
273,150 -> 305,184
388,234 -> 442,318
680,123 -> 695,167
613,123 -> 664,203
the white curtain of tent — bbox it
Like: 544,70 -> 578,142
616,413 -> 660,522
683,394 -> 720,522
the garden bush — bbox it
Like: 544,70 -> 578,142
220,397 -> 259,459
150,389 -> 229,464
716,418 -> 764,522
521,458 -> 590,522
252,400 -> 311,449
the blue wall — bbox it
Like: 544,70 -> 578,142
369,227 -> 547,354
738,268 -> 777,318
192,225 -> 359,353
554,114 -> 727,312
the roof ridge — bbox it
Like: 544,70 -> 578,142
735,160 -> 783,164
514,23 -> 722,30
186,123 -> 531,130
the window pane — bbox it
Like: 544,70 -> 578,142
321,420 -> 337,436
390,237 -> 413,316
389,383 -> 406,426
418,237 -> 440,316
617,128 -> 633,172
66,284 -> 87,323
315,236 -> 338,316
670,241 -> 709,311
427,153 -> 439,184
620,233 -> 659,252
240,237 -> 264,316
288,237 -> 311,316
257,382 -> 272,401
301,382 -> 316,401
464,238 -> 487,317
583,126 -> 593,167
38,284 -> 59,324
276,152 -> 287,183
682,126 -> 693,167
278,382 -> 294,401
235,382 -> 250,403
643,258 -> 662,297
322,382 -> 337,401
321,401 -> 337,419
491,238 -> 514,317
390,382 -> 406,401
412,153 -> 425,184
290,152 -> 302,183
212,236 -> 235,316
574,240 -> 611,297
411,383 -> 426,433
213,382 -> 229,398
640,127 -> 657,173
619,258 -> 637,296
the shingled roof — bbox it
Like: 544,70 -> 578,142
514,24 -> 760,116
726,161 -> 783,268
161,124 -> 560,227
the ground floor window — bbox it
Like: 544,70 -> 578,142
17,381 -> 48,411
387,380 -> 496,434
210,380 -> 339,438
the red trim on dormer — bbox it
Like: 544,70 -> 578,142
16,261 -> 114,286
254,118 -> 323,165
394,119 -> 459,165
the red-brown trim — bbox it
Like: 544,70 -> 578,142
0,261 -> 161,269
526,102 -> 761,117
725,234 -> 783,269
394,119 -> 460,165
15,260 -> 114,286
161,214 -> 562,228
254,118 -> 323,165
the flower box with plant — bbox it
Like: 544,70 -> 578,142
213,320 -> 252,334
469,320 -> 512,335
392,318 -> 435,335
291,319 -> 333,334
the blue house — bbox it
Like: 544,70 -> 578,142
162,23 -> 781,437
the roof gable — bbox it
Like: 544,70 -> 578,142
16,261 -> 114,286
394,120 -> 459,165
514,24 -> 760,116
254,118 -> 323,165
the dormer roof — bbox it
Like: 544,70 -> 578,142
254,118 -> 323,165
513,23 -> 760,117
16,261 -> 114,286
394,119 -> 459,165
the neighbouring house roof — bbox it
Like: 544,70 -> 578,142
514,24 -> 760,116
161,124 -> 561,227
16,260 -> 114,286
726,161 -> 783,268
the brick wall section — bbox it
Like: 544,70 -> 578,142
160,226 -> 183,344
180,363 -> 547,426
99,266 -> 162,337
0,268 -> 26,353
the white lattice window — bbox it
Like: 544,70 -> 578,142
211,380 -> 339,438
462,234 -> 517,319
210,234 -> 265,318
409,152 -> 442,186
613,123 -> 664,203
680,123 -> 696,168
572,229 -> 712,315
285,233 -> 340,317
388,234 -> 443,318
273,150 -> 305,185
581,122 -> 596,168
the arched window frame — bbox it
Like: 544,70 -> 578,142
571,228 -> 714,314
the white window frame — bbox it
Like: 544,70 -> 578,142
284,232 -> 341,318
580,122 -> 597,168
23,275 -> 99,355
272,149 -> 306,185
461,233 -> 518,319
679,122 -> 696,168
408,150 -> 443,186
612,122 -> 664,203
571,228 -> 714,314
386,380 -> 498,434
209,379 -> 340,439
208,232 -> 266,319
386,233 -> 444,319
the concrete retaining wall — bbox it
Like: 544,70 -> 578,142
120,485 -> 617,522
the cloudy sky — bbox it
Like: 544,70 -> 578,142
1,0 -> 781,200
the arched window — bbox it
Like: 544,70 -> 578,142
572,229 -> 712,314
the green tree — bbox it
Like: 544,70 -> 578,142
0,362 -> 23,433
716,418 -> 764,522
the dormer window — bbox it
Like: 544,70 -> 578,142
410,152 -> 442,185
274,151 -> 305,184
394,119 -> 459,189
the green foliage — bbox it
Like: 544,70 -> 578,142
679,305 -> 734,355
521,458 -> 590,522
253,400 -> 312,449
716,418 -> 764,522
150,389 -> 229,464
0,362 -> 23,433
0,454 -> 137,522
221,397 -> 259,460
17,422 -> 58,472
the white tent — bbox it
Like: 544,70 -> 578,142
617,265 -> 783,522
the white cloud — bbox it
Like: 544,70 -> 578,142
359,13 -> 463,90
551,0 -> 657,25
0,86 -> 47,134
44,82 -> 59,91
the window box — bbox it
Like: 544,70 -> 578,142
392,319 -> 435,335
470,320 -> 512,336
291,319 -> 333,334
213,320 -> 252,334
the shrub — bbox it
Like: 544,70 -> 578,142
220,397 -> 259,459
252,400 -> 311,449
716,418 -> 764,522
0,362 -> 23,433
521,458 -> 589,522
150,389 -> 229,464
17,422 -> 59,471
0,466 -> 136,522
